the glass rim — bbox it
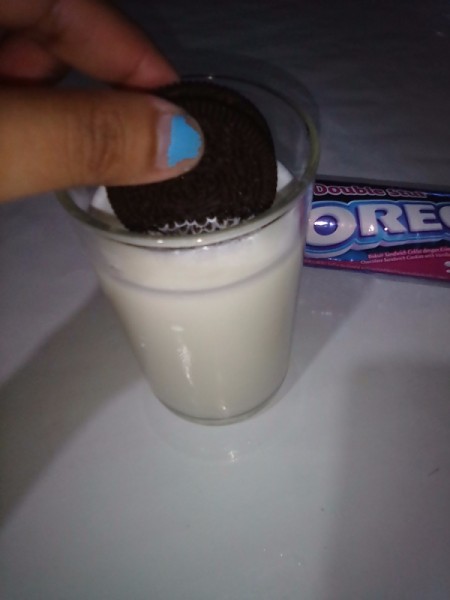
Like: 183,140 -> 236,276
57,73 -> 320,249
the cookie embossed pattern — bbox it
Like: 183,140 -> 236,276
305,180 -> 450,281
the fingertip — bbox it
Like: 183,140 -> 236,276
121,52 -> 180,89
158,112 -> 204,171
117,95 -> 204,185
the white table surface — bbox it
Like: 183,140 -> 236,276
1,1 -> 450,598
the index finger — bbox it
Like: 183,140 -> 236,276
1,0 -> 178,88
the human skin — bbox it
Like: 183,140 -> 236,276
0,0 -> 202,201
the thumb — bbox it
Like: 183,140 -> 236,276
0,87 -> 204,202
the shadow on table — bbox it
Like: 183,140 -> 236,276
0,292 -> 141,524
319,359 -> 450,599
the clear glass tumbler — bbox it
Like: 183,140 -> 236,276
59,74 -> 319,424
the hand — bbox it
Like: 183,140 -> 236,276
0,0 -> 203,202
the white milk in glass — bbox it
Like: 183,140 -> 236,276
87,168 -> 305,422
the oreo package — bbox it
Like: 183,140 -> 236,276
304,179 -> 450,282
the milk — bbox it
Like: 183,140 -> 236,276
85,168 -> 306,423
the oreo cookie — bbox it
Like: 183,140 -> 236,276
107,81 -> 277,234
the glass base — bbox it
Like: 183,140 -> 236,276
156,380 -> 285,426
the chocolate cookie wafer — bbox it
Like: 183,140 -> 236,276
107,81 -> 278,234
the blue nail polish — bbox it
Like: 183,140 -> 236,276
167,115 -> 202,167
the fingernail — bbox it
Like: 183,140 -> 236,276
167,114 -> 203,167
157,111 -> 203,173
